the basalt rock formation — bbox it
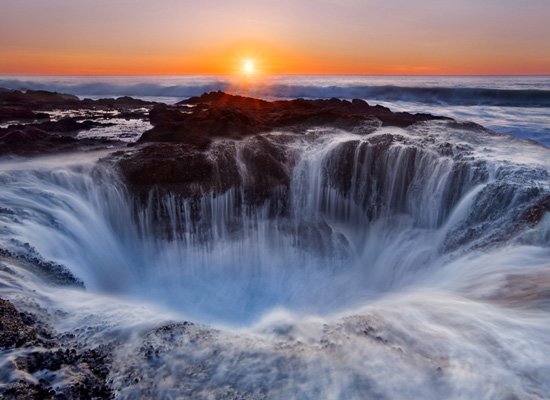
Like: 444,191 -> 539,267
0,88 -> 155,156
0,88 -> 153,115
139,91 -> 449,146
0,298 -> 113,399
118,91 -> 449,199
0,298 -> 37,348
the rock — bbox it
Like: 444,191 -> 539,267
117,91 -> 448,201
1,381 -> 57,400
0,126 -> 77,155
116,134 -> 293,202
0,298 -> 36,348
0,88 -> 80,108
0,118 -> 119,156
0,87 -> 157,156
0,87 -> 154,123
0,106 -> 50,123
0,296 -> 113,399
117,143 -> 215,192
0,246 -> 84,287
139,91 -> 449,145
5,346 -> 114,399
521,194 -> 550,225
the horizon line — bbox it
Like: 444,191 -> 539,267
1,73 -> 550,78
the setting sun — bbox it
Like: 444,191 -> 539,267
242,59 -> 256,76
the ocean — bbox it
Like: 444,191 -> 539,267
1,74 -> 549,146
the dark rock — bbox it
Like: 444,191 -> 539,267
86,95 -> 152,109
116,134 -> 293,203
140,91 -> 449,145
0,106 -> 50,123
117,143 -> 214,191
1,381 -> 56,400
0,88 -> 80,108
116,91 -> 448,204
0,298 -> 36,348
6,346 -> 114,399
0,295 -> 113,399
0,126 -> 77,156
0,247 -> 84,287
521,194 -> 550,225
237,136 -> 291,203
29,117 -> 104,133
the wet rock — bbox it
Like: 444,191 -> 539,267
117,143 -> 215,192
0,125 -> 119,156
1,87 -> 153,112
0,126 -> 75,156
521,194 -> 550,225
6,346 -> 114,399
0,298 -> 37,348
0,88 -> 80,108
1,381 -> 57,400
27,117 -> 106,133
118,92 -> 447,210
139,91 -> 449,145
0,292 -> 113,399
0,247 -> 84,287
0,87 -> 154,156
0,106 -> 50,123
84,95 -> 153,109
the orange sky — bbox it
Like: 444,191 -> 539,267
1,0 -> 550,75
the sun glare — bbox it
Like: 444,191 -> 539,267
242,59 -> 255,76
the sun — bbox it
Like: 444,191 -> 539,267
242,59 -> 255,76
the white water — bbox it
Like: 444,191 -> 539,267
0,121 -> 549,398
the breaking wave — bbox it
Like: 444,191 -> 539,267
2,77 -> 550,107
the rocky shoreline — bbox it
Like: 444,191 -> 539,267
1,86 -> 451,201
1,87 -> 549,399
0,88 -> 154,156
0,296 -> 113,399
0,88 -> 457,398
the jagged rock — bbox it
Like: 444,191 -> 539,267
0,87 -> 157,156
0,298 -> 37,348
0,247 -> 84,287
0,126 -> 77,156
521,194 -> 550,225
0,88 -> 153,111
117,143 -> 215,191
118,92 -> 447,203
0,297 -> 113,399
0,106 -> 50,123
139,91 -> 449,146
0,88 -> 80,108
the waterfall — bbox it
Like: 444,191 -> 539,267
0,124 -> 548,326
1,122 -> 549,398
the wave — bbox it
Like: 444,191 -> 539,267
2,78 -> 550,107
256,85 -> 550,107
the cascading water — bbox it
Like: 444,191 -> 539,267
1,121 -> 549,398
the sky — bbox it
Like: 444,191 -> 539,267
1,0 -> 549,75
